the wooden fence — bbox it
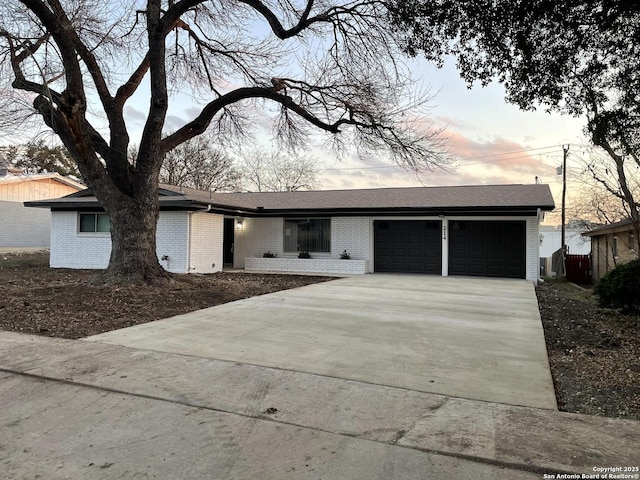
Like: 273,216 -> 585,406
566,254 -> 591,285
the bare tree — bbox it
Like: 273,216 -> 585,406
579,146 -> 640,251
160,136 -> 241,192
0,0 -> 448,284
569,185 -> 629,227
239,150 -> 317,192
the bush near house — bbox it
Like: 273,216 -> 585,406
594,258 -> 640,313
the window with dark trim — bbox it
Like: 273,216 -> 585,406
79,213 -> 110,233
284,218 -> 331,253
629,231 -> 636,252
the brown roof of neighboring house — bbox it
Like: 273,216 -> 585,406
582,218 -> 637,237
26,183 -> 555,215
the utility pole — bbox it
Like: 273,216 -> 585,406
560,144 -> 570,277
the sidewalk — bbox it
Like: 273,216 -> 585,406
2,332 -> 638,479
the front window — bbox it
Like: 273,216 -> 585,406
284,218 -> 330,253
79,213 -> 110,233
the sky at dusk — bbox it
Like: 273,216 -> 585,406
125,56 -> 587,221
314,58 -> 587,199
3,18 -> 591,222
119,56 -> 588,194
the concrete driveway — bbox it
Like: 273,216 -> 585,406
87,274 -> 557,409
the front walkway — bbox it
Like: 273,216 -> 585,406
87,275 -> 556,409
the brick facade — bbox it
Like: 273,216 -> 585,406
236,215 -> 541,282
189,212 -> 223,273
591,229 -> 639,280
49,211 -> 542,282
50,210 -> 222,274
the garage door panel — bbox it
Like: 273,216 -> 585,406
374,220 -> 442,274
408,247 -> 440,258
449,221 -> 526,279
468,249 -> 486,260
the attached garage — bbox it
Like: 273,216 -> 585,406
448,220 -> 526,279
374,220 -> 442,273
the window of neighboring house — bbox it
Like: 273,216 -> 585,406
612,235 -> 618,257
284,218 -> 331,253
629,231 -> 637,252
79,213 -> 110,233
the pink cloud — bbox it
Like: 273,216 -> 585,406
317,129 -> 562,190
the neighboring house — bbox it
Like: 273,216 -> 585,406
539,225 -> 591,258
26,183 -> 554,282
583,219 -> 639,281
0,172 -> 85,248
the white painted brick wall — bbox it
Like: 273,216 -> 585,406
235,216 -> 372,268
332,217 -> 370,259
50,210 -> 542,281
189,212 -> 223,273
233,217 -> 284,268
50,211 -> 111,268
526,217 -> 540,282
51,210 -> 192,273
245,257 -> 368,274
0,200 -> 51,247
156,212 -> 190,273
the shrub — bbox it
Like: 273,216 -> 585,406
594,258 -> 640,313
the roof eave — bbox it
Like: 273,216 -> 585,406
239,205 -> 551,217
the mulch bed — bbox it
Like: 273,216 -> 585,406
0,252 -> 332,339
536,281 -> 640,420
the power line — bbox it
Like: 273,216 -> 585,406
319,144 -> 568,173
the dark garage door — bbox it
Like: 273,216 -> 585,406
449,220 -> 526,278
374,220 -> 442,273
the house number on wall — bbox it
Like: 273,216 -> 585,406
442,224 -> 447,240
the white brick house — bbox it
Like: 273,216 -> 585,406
27,183 -> 554,282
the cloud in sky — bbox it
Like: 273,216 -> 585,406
317,126 -> 564,191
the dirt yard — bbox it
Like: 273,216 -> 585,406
1,252 -> 638,420
0,252 -> 332,339
536,280 -> 640,420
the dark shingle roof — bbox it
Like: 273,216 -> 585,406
164,183 -> 555,212
26,183 -> 554,215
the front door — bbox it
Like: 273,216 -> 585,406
223,218 -> 235,266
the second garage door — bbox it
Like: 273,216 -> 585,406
448,220 -> 526,278
374,220 -> 442,273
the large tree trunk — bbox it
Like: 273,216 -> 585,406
93,192 -> 171,285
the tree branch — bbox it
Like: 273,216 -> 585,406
239,0 -> 324,39
161,86 -> 345,152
